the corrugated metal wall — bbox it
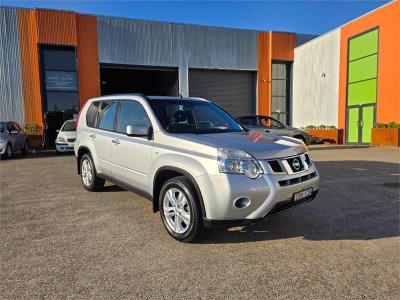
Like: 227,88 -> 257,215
97,16 -> 258,70
271,32 -> 296,61
0,7 -> 25,125
76,15 -> 101,107
17,9 -> 43,127
292,29 -> 341,128
36,9 -> 77,45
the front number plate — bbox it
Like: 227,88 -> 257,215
293,188 -> 313,202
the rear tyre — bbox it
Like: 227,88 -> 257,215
80,153 -> 105,191
159,176 -> 202,243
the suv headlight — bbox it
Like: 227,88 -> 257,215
217,148 -> 263,179
57,136 -> 67,143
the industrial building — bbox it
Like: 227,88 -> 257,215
0,1 -> 399,145
293,0 -> 399,144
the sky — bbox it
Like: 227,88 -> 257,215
1,0 -> 391,35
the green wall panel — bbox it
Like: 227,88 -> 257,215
348,29 -> 379,61
348,79 -> 377,105
348,54 -> 378,83
362,106 -> 374,143
347,108 -> 359,143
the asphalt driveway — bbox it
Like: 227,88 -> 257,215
1,146 -> 399,299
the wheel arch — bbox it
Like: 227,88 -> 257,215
153,166 -> 207,218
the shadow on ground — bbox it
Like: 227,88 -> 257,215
198,160 -> 400,244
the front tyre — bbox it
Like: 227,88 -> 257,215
80,153 -> 105,191
21,141 -> 28,155
159,176 -> 202,243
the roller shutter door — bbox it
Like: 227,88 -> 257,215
189,69 -> 256,116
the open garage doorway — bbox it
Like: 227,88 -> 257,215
100,64 -> 179,96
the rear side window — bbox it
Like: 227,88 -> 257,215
86,102 -> 99,127
117,101 -> 150,133
97,101 -> 117,131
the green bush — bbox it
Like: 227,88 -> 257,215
25,123 -> 41,135
305,125 -> 337,130
374,122 -> 400,128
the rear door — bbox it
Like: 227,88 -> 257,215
110,100 -> 153,191
91,101 -> 118,175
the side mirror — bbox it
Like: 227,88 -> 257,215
126,124 -> 149,138
10,130 -> 18,135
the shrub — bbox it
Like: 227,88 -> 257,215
375,122 -> 400,128
25,123 -> 41,135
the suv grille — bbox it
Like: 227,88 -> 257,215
67,138 -> 76,143
278,171 -> 318,187
268,160 -> 284,173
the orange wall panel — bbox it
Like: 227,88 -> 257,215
76,15 -> 101,107
257,32 -> 272,115
339,1 -> 400,129
36,9 -> 77,45
17,9 -> 43,128
271,32 -> 295,61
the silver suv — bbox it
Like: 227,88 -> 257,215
75,95 -> 319,242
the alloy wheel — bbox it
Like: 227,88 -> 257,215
163,188 -> 191,234
81,158 -> 93,187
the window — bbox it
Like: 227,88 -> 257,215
117,101 -> 150,133
40,46 -> 79,113
149,99 -> 243,134
237,116 -> 257,127
259,116 -> 284,128
97,101 -> 117,131
86,102 -> 100,127
46,91 -> 79,112
62,121 -> 76,132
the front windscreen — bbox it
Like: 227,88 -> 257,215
149,100 -> 244,134
0,122 -> 5,133
62,121 -> 76,132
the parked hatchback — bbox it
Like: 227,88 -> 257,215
236,115 -> 311,145
75,95 -> 319,242
0,121 -> 28,159
55,120 -> 76,154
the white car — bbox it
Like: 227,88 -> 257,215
55,120 -> 76,153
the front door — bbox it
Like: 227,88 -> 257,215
110,100 -> 153,192
346,104 -> 375,144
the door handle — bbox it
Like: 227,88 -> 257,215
112,138 -> 120,145
89,133 -> 96,139
265,130 -> 270,132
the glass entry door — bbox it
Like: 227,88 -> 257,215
346,104 -> 375,144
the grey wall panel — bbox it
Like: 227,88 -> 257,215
292,29 -> 340,128
97,16 -> 258,70
0,7 -> 25,125
97,17 -> 179,67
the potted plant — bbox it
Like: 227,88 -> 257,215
371,122 -> 400,146
304,125 -> 344,144
25,123 -> 43,149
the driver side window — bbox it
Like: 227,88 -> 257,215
117,101 -> 150,134
260,117 -> 283,128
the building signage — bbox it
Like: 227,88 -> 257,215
45,71 -> 77,91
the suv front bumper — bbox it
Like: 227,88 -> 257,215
196,161 -> 320,228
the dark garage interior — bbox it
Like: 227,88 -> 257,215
100,65 -> 179,96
